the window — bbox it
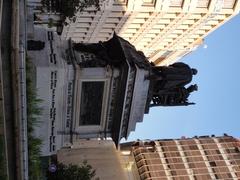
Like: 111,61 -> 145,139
171,170 -> 176,176
209,161 -> 216,167
189,145 -> 198,150
170,0 -> 183,7
227,173 -> 232,178
235,147 -> 240,153
189,163 -> 195,168
165,158 -> 169,164
196,0 -> 209,8
79,81 -> 104,125
142,0 -> 156,6
223,0 -> 235,9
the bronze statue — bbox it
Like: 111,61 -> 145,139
149,62 -> 197,90
148,62 -> 198,107
150,84 -> 197,106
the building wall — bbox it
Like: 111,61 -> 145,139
28,27 -> 117,155
62,0 -> 240,65
129,135 -> 240,180
28,27 -> 74,155
57,140 -> 129,180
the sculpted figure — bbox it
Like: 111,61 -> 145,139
150,84 -> 198,106
149,62 -> 197,90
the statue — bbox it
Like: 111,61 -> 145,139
150,84 -> 198,107
149,62 -> 197,90
148,62 -> 198,107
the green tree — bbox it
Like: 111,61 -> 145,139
46,161 -> 96,180
41,0 -> 101,23
61,0 -> 100,19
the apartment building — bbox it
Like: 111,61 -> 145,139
121,135 -> 240,180
62,0 -> 240,65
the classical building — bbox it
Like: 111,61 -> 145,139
62,0 -> 240,65
120,135 -> 240,180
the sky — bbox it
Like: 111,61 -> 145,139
126,13 -> 240,142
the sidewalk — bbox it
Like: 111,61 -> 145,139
11,0 -> 29,179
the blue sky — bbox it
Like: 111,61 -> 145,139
127,13 -> 240,141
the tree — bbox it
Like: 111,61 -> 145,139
41,0 -> 101,23
61,0 -> 100,20
46,161 -> 96,180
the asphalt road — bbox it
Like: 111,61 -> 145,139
1,0 -> 17,180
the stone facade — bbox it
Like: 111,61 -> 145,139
28,26 -> 151,156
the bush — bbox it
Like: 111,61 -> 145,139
46,161 -> 96,180
26,56 -> 44,180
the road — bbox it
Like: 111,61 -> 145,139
1,0 -> 16,180
1,0 -> 29,179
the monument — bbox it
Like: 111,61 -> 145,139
147,62 -> 198,108
28,27 -> 197,155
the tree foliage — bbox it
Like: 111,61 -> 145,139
26,56 -> 43,180
46,161 -> 96,180
61,0 -> 100,20
41,0 -> 101,23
